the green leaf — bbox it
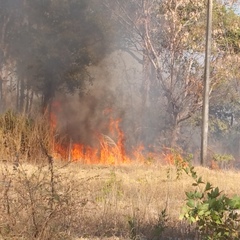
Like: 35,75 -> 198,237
197,177 -> 204,184
205,182 -> 212,191
228,195 -> 240,209
179,214 -> 184,220
187,199 -> 195,208
186,191 -> 194,199
195,191 -> 203,199
198,203 -> 209,211
184,167 -> 189,174
190,216 -> 197,223
204,210 -> 211,216
198,210 -> 206,216
209,187 -> 220,198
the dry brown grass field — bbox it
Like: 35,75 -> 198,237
1,159 -> 240,240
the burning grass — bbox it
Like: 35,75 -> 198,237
53,117 -> 141,165
0,159 -> 240,240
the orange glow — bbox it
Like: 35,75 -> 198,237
50,112 -> 57,129
133,145 -> 145,162
163,150 -> 188,168
49,101 -> 61,130
50,104 -> 144,164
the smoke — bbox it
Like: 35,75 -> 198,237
41,0 -> 155,153
54,69 -> 116,147
53,50 -> 142,150
17,0 -> 144,151
2,0 -> 202,157
46,0 -> 240,164
7,0 -> 237,160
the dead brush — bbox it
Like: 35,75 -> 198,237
0,111 -> 54,163
0,158 -> 77,240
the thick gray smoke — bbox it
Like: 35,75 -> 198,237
53,51 -> 142,151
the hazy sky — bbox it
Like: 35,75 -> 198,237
233,2 -> 240,14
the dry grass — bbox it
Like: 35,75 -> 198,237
0,112 -> 239,239
1,159 -> 240,240
0,111 -> 53,163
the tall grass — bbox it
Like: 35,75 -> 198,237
0,110 -> 54,163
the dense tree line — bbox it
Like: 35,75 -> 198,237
0,0 -> 113,113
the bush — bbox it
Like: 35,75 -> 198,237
180,165 -> 240,239
212,153 -> 235,169
0,159 -> 73,239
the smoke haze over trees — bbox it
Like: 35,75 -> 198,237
0,0 -> 112,111
0,0 -> 240,165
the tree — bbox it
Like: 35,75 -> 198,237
0,0 -> 25,111
102,0 -> 240,155
103,0 -> 206,148
0,0 -> 113,113
24,0 -> 111,111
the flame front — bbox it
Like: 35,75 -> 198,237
68,118 -> 131,164
50,103 -> 135,164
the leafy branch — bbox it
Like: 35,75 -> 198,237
180,164 -> 240,239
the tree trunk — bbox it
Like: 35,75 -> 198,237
0,75 -> 3,112
16,78 -> 20,112
28,90 -> 34,114
19,78 -> 25,113
25,86 -> 30,114
170,122 -> 180,148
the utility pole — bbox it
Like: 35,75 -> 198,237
201,0 -> 212,166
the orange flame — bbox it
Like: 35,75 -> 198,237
163,150 -> 188,168
67,118 -> 131,164
50,103 -> 143,164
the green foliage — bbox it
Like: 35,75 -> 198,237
180,165 -> 240,239
213,153 -> 235,163
214,5 -> 240,54
211,153 -> 235,170
209,117 -> 230,134
165,148 -> 192,180
208,103 -> 240,162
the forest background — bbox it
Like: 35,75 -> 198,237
0,0 -> 240,167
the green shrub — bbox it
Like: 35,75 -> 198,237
212,153 -> 235,169
180,165 -> 240,239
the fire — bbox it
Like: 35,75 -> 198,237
163,149 -> 188,168
71,143 -> 98,164
50,102 -> 139,164
67,118 -> 131,164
